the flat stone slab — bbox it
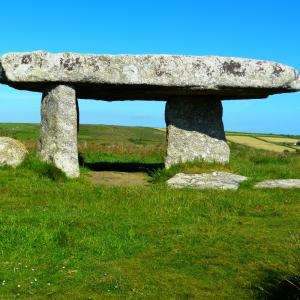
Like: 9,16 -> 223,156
0,51 -> 299,100
254,179 -> 300,189
167,171 -> 248,190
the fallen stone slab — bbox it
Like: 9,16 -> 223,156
254,179 -> 300,189
167,172 -> 248,190
0,51 -> 299,100
0,137 -> 28,167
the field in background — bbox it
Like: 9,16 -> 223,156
0,123 -> 299,299
259,136 -> 300,143
226,135 -> 295,152
156,127 -> 300,153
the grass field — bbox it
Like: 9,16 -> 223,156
226,135 -> 295,153
226,131 -> 300,140
259,137 -> 300,144
155,127 -> 300,153
0,123 -> 299,299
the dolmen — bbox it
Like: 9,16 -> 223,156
0,51 -> 299,177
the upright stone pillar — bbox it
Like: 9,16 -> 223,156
165,97 -> 230,168
39,85 -> 79,178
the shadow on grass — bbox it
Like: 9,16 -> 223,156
80,158 -> 164,175
18,153 -> 67,181
255,270 -> 300,300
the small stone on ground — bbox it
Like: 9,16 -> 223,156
167,171 -> 248,190
0,137 -> 28,167
254,179 -> 300,189
89,171 -> 149,187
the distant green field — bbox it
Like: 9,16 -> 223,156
226,135 -> 296,153
226,131 -> 300,140
0,123 -> 299,299
0,123 -> 166,144
0,122 -> 298,147
157,127 -> 300,140
0,123 -> 40,140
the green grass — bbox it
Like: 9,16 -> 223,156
0,123 -> 299,299
78,124 -> 165,145
0,123 -> 166,145
0,123 -> 40,140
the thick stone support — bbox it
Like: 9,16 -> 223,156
38,85 -> 79,178
165,97 -> 230,168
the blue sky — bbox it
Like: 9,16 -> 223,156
0,0 -> 299,134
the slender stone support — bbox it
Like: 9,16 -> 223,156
165,97 -> 230,168
39,85 -> 79,178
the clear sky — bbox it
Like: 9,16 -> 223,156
0,0 -> 299,134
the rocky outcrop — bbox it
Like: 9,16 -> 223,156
167,172 -> 248,190
254,179 -> 300,189
0,137 -> 28,167
0,52 -> 299,100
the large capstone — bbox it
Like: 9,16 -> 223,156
165,97 -> 230,168
0,52 -> 299,100
39,85 -> 79,178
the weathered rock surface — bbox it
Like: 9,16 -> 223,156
167,172 -> 248,190
165,97 -> 230,167
0,137 -> 28,167
254,179 -> 300,189
38,85 -> 79,178
0,51 -> 299,100
0,51 -> 299,175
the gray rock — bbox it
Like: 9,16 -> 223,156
0,51 -> 299,100
165,97 -> 230,167
0,137 -> 28,167
38,85 -> 79,178
254,179 -> 300,189
290,77 -> 300,90
167,171 -> 248,190
0,51 -> 299,176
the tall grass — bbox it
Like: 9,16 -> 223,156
0,123 -> 299,299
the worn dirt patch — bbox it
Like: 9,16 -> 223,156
88,171 -> 150,187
